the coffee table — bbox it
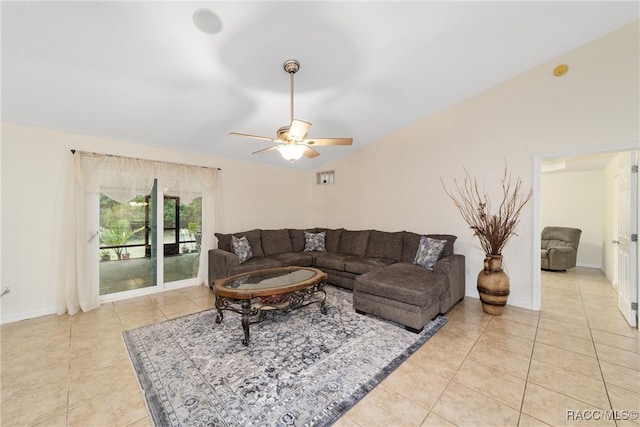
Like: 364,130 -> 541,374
213,267 -> 328,345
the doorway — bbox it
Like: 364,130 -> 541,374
534,143 -> 639,330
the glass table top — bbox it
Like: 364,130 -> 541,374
223,268 -> 317,291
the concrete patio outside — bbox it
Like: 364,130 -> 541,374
99,252 -> 200,295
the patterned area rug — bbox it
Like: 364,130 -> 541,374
123,286 -> 447,427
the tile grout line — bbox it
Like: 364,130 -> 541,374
577,276 -> 619,422
517,307 -> 543,427
527,273 -> 638,422
427,308 -> 491,427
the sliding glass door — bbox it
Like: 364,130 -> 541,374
99,181 -> 158,295
99,180 -> 201,296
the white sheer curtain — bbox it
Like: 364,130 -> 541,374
58,152 -> 218,315
155,162 -> 218,285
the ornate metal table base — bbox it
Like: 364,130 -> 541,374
215,281 -> 327,346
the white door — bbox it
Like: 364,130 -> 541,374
617,150 -> 638,328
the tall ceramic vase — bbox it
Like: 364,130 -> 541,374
477,254 -> 510,315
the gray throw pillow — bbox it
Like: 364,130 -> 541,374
303,231 -> 327,252
413,236 -> 447,270
232,235 -> 253,263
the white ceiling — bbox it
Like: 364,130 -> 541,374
2,2 -> 638,170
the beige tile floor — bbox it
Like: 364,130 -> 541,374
1,267 -> 638,426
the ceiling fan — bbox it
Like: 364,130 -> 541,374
229,59 -> 353,162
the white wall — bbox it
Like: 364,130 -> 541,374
0,122 -> 314,322
541,170 -> 603,268
312,21 -> 639,310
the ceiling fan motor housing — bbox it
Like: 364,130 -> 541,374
277,126 -> 292,142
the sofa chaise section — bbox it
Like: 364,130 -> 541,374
353,232 -> 464,331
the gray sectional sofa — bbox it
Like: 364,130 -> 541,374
209,228 -> 465,332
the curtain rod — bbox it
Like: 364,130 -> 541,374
70,149 -> 221,171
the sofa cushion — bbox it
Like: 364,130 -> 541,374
413,236 -> 447,270
289,228 -> 317,252
215,229 -> 265,258
231,236 -> 252,263
316,228 -> 345,253
355,262 -> 447,307
402,232 -> 456,263
314,253 -> 349,271
228,257 -> 282,276
215,233 -> 233,251
261,229 -> 294,256
338,230 -> 371,257
344,256 -> 396,275
304,231 -> 327,252
366,230 -> 404,261
271,252 -> 314,267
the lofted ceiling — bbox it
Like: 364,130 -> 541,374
2,1 -> 638,170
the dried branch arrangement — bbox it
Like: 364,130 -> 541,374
442,164 -> 533,256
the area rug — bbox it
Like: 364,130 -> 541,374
122,286 -> 447,427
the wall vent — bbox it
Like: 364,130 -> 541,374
316,170 -> 335,185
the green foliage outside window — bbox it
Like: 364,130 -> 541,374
99,194 -> 202,259
99,221 -> 145,259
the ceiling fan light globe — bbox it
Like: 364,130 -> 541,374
277,144 -> 306,161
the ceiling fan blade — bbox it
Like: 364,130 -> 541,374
303,146 -> 321,158
304,137 -> 353,146
229,132 -> 275,142
252,145 -> 281,155
289,119 -> 311,141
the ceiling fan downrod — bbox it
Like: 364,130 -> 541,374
283,59 -> 300,125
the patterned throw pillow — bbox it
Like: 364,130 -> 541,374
413,236 -> 447,270
303,231 -> 327,252
232,235 -> 253,264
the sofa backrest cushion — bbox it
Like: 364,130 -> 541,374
289,228 -> 317,252
402,232 -> 456,263
338,230 -> 371,256
317,228 -> 345,253
215,229 -> 265,258
261,229 -> 294,256
366,230 -> 404,261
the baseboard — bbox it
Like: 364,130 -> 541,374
463,291 -> 537,312
3,281 -> 205,324
506,298 -> 537,311
576,262 -> 602,269
1,306 -> 58,325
